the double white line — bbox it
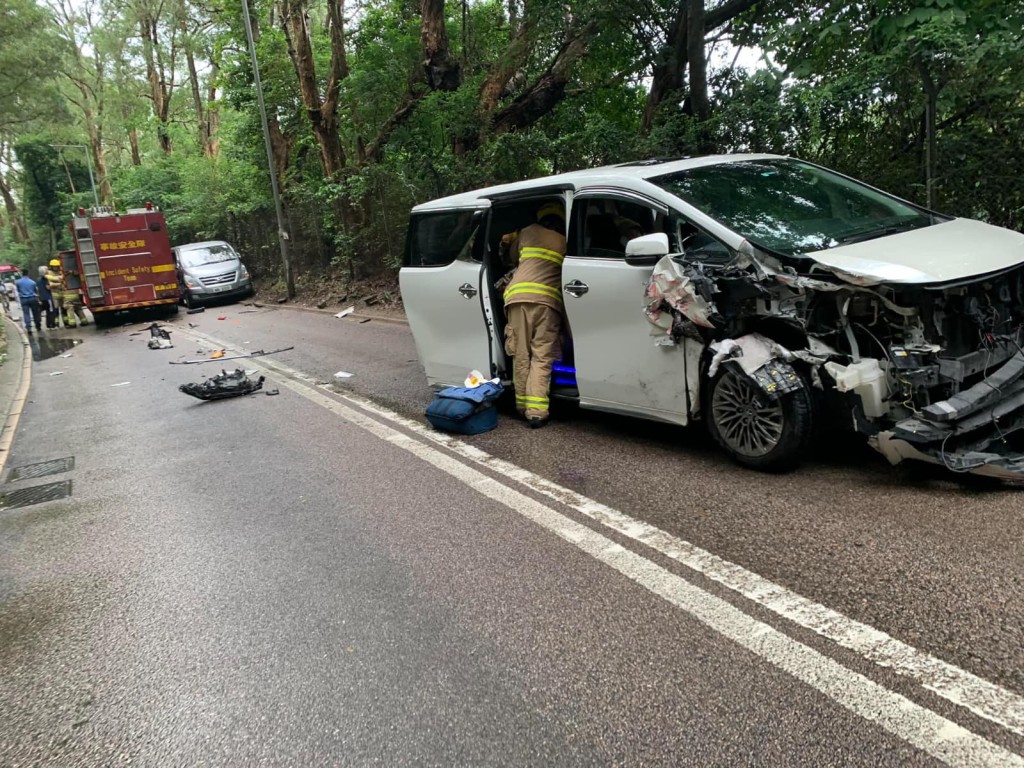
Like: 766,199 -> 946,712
180,326 -> 1024,766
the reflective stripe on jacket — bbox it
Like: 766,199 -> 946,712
503,223 -> 567,312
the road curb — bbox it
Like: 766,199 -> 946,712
0,317 -> 31,478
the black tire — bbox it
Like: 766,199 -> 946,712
705,364 -> 814,472
182,290 -> 197,309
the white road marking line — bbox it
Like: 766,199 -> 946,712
178,328 -> 1024,759
263,360 -> 1024,766
319,383 -> 1024,741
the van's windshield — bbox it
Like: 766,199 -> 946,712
179,243 -> 237,267
651,159 -> 939,257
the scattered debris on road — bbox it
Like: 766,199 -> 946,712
265,389 -> 280,396
335,306 -> 355,319
186,307 -> 205,314
180,368 -> 266,400
110,382 -> 130,387
147,324 -> 173,350
169,346 -> 294,365
49,371 -> 64,376
217,315 -> 227,320
334,371 -> 354,378
210,350 -> 226,359
359,318 -> 371,324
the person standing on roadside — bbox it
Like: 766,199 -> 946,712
0,279 -> 12,316
37,266 -> 56,329
15,271 -> 41,334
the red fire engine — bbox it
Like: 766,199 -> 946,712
64,204 -> 179,319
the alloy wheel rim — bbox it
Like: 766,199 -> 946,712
711,369 -> 784,458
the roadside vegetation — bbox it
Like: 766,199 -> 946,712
1,0 -> 1021,301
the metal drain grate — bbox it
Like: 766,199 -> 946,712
0,480 -> 72,510
8,457 -> 75,482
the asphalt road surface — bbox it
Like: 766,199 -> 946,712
1,303 -> 1023,766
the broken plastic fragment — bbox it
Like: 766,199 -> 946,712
179,368 -> 266,400
334,371 -> 354,378
210,350 -> 225,359
217,315 -> 227,320
335,306 -> 355,319
49,371 -> 64,376
110,382 -> 130,387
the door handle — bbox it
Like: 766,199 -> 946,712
458,282 -> 478,299
564,280 -> 589,297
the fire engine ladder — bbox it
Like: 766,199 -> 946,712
72,216 -> 104,301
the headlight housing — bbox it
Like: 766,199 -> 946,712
183,274 -> 202,288
240,264 -> 250,280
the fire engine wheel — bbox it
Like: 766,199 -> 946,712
705,365 -> 814,472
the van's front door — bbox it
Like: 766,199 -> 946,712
400,208 -> 493,388
561,193 -> 692,425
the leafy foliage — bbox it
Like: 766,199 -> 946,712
2,0 -> 1023,276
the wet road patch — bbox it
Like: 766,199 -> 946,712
30,337 -> 82,361
0,480 -> 72,510
7,457 -> 75,482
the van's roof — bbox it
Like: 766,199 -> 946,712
176,240 -> 232,250
411,153 -> 786,213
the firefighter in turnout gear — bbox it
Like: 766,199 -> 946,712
49,258 -> 89,327
46,260 -> 67,328
502,201 -> 567,428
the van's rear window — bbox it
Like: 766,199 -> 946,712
405,211 -> 480,267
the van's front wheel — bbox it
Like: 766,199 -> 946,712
706,365 -> 813,472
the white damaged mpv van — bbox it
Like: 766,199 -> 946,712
400,154 -> 1024,479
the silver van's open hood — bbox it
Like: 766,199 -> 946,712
809,219 -> 1024,285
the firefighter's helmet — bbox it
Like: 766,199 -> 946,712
49,259 -> 60,268
536,201 -> 565,224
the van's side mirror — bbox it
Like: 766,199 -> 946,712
624,233 -> 669,266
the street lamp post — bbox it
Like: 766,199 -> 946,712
50,144 -> 99,208
240,0 -> 294,298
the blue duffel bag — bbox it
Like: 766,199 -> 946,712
425,382 -> 504,435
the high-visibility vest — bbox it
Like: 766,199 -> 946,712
503,223 -> 567,312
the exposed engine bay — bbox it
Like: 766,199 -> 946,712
645,245 -> 1024,480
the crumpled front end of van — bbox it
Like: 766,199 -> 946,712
644,246 -> 1024,481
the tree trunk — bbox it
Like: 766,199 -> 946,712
207,55 -> 221,157
139,12 -> 175,154
182,20 -> 212,156
281,0 -> 346,180
921,63 -> 938,209
464,23 -> 596,153
128,125 -> 142,166
687,0 -> 710,123
641,8 -> 687,134
421,0 -> 461,90
0,168 -> 30,244
83,105 -> 112,204
641,0 -> 759,134
363,0 -> 461,164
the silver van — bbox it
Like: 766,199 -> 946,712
173,240 -> 254,308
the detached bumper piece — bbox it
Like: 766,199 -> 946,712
179,368 -> 265,401
873,350 -> 1024,480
